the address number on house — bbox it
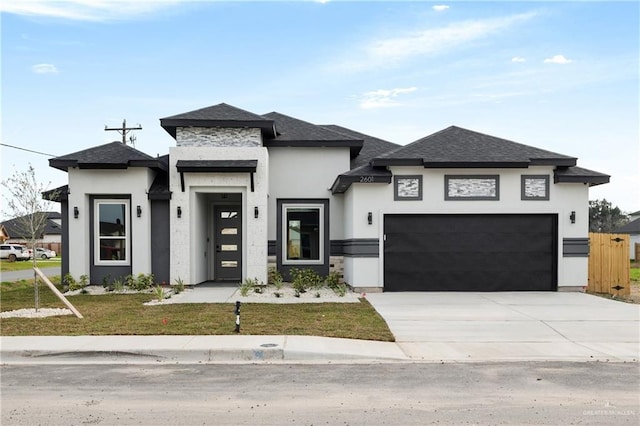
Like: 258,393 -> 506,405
359,176 -> 375,183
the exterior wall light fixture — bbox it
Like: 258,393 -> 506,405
254,206 -> 259,219
73,206 -> 79,219
136,205 -> 142,218
570,211 -> 576,224
177,206 -> 182,218
367,212 -> 373,225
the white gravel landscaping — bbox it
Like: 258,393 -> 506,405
0,308 -> 73,318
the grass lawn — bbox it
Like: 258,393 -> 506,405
0,259 -> 60,272
0,280 -> 395,341
630,267 -> 640,282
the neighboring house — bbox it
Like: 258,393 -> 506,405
1,212 -> 62,253
615,214 -> 640,260
45,103 -> 609,291
0,225 -> 8,243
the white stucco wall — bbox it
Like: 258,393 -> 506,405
344,166 -> 591,289
267,147 -> 350,242
169,145 -> 269,285
66,167 -> 155,281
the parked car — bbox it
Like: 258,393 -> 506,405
0,244 -> 31,262
29,247 -> 57,259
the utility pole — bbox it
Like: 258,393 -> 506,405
105,119 -> 142,147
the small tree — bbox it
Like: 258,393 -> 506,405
589,199 -> 629,233
1,164 -> 58,311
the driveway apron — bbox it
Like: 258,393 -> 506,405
366,292 -> 640,362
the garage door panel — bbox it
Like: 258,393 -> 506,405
384,214 -> 557,292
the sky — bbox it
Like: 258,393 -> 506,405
1,0 -> 638,219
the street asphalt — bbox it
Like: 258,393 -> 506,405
0,266 -> 61,282
1,287 -> 638,364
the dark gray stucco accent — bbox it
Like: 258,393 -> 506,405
330,240 -> 345,256
89,195 -> 132,285
276,199 -> 330,280
61,201 -> 69,279
151,199 -> 170,284
268,240 -> 276,256
343,239 -> 380,258
563,238 -> 590,257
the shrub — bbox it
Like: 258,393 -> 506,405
153,285 -> 167,302
173,277 -> 185,294
290,268 -> 322,293
130,273 -> 155,291
325,271 -> 342,290
112,278 -> 124,292
239,278 -> 256,297
268,268 -> 284,290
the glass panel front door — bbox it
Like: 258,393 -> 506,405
214,205 -> 242,281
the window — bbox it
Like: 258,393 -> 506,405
394,175 -> 423,201
95,200 -> 129,264
282,204 -> 324,264
445,175 -> 500,200
521,175 -> 550,200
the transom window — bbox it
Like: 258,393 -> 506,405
94,200 -> 130,265
282,204 -> 324,264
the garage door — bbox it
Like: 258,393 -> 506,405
384,214 -> 557,291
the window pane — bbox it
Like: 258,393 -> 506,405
221,245 -> 237,251
286,208 -> 320,261
221,261 -> 238,268
220,211 -> 238,219
99,204 -> 126,236
221,228 -> 238,235
99,238 -> 126,261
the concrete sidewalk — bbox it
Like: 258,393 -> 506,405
1,291 -> 638,364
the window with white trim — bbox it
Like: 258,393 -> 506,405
282,204 -> 324,265
94,200 -> 130,265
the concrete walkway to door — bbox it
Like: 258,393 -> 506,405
366,292 -> 640,362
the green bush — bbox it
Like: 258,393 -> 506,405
290,268 -> 323,293
130,273 -> 155,291
268,268 -> 284,290
239,278 -> 256,297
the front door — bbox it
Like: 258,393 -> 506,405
214,205 -> 242,281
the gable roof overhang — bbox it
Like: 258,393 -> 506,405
330,165 -> 393,194
175,160 -> 258,192
553,166 -> 610,186
42,185 -> 69,203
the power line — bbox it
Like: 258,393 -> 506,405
0,143 -> 56,157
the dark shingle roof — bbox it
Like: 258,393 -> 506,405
322,125 -> 400,169
554,166 -> 610,186
371,126 -> 577,168
261,112 -> 364,156
49,142 -> 158,172
161,103 -> 276,138
2,212 -> 62,239
615,217 -> 640,234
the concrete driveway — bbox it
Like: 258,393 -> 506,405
366,292 -> 640,362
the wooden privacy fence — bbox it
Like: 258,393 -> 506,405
588,232 -> 630,296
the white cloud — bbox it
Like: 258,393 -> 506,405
511,56 -> 526,63
432,5 -> 450,12
31,63 -> 59,74
358,87 -> 417,109
337,12 -> 537,72
0,0 -> 183,22
544,54 -> 573,64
